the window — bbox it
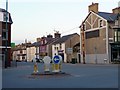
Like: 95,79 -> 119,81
115,31 -> 117,42
3,12 -> 9,22
2,31 -> 8,40
57,47 -> 59,50
99,19 -> 103,27
118,31 -> 120,42
20,50 -> 23,54
54,47 -> 56,50
60,43 -> 62,49
85,30 -> 99,39
114,30 -> 120,42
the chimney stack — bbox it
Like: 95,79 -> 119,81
47,34 -> 53,38
112,7 -> 120,14
88,2 -> 99,13
54,32 -> 61,38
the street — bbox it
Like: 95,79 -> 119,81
2,62 -> 119,88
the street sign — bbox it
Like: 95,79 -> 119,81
53,55 -> 60,64
67,48 -> 73,54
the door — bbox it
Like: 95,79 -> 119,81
77,53 -> 81,63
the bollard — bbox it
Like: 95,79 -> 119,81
52,63 -> 54,71
59,62 -> 62,72
33,63 -> 38,73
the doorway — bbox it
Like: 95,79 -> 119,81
111,44 -> 120,62
77,53 -> 81,63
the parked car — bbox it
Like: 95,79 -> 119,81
32,58 -> 44,63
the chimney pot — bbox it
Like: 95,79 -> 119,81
88,3 -> 99,13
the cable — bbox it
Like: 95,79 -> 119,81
61,26 -> 79,34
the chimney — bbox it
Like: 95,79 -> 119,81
88,2 -> 99,13
112,7 -> 120,14
36,38 -> 41,42
47,34 -> 53,38
54,32 -> 61,38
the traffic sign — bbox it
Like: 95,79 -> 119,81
53,55 -> 60,64
67,48 -> 73,54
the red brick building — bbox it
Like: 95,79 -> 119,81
0,8 -> 13,67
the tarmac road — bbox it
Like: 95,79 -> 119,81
2,62 -> 119,88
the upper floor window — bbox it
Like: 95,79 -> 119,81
44,40 -> 47,44
54,47 -> 56,50
2,30 -> 8,40
99,19 -> 103,28
20,50 -> 23,54
114,30 -> 120,42
3,12 -> 9,22
60,43 -> 62,49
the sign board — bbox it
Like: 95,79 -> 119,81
43,56 -> 51,72
67,48 -> 73,54
43,56 -> 51,64
53,55 -> 60,64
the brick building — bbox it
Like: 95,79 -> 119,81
0,8 -> 13,67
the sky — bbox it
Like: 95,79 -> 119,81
0,0 -> 119,44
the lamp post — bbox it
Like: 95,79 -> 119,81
82,24 -> 85,64
5,0 -> 8,68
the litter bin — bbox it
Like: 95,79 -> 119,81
71,58 -> 77,64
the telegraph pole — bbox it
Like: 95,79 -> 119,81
82,24 -> 85,64
5,0 -> 8,68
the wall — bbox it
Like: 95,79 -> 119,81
27,46 -> 36,62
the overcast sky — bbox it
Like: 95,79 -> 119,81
0,0 -> 119,44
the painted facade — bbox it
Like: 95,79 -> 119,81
52,33 -> 80,63
80,3 -> 120,64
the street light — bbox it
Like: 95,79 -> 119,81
5,0 -> 8,68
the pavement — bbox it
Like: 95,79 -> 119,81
2,62 -> 119,88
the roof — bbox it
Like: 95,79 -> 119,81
53,33 -> 79,44
79,11 -> 119,28
97,12 -> 118,22
46,38 -> 56,44
0,8 -> 13,24
32,42 -> 40,46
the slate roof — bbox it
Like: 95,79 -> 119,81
32,42 -> 40,46
53,33 -> 78,44
97,12 -> 118,22
0,8 -> 13,23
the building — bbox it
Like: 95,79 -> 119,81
12,42 -> 32,62
39,34 -> 58,59
52,33 -> 80,63
80,3 -> 120,64
0,8 -> 13,67
26,43 -> 37,62
12,43 -> 27,62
